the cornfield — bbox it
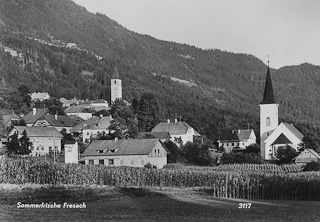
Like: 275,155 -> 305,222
0,157 -> 319,201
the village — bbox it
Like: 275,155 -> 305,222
1,64 -> 319,169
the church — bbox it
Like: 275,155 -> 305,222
259,64 -> 304,160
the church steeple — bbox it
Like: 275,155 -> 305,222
260,66 -> 275,104
112,66 -> 120,79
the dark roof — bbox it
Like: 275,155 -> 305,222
13,126 -> 63,138
34,115 -> 76,127
112,66 -> 120,79
136,132 -> 170,140
23,108 -> 48,124
92,99 -> 108,104
218,129 -> 254,142
72,116 -> 112,132
65,140 -> 77,144
272,133 -> 292,145
2,111 -> 21,125
260,66 -> 276,104
83,139 -> 164,156
152,121 -> 200,136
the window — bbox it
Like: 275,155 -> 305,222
99,159 -> 104,165
89,160 -> 94,165
266,117 -> 271,126
232,143 -> 234,146
114,80 -> 117,84
108,159 -> 114,166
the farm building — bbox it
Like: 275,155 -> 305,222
82,139 -> 168,168
218,129 -> 256,152
295,149 -> 320,164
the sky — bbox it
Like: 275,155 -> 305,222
73,0 -> 320,69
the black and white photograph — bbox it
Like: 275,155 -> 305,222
0,0 -> 319,221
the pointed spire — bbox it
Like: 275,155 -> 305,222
260,65 -> 276,104
112,66 -> 120,79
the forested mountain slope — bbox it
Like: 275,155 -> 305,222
1,0 -> 320,146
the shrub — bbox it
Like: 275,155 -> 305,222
275,145 -> 299,164
303,161 -> 320,172
221,152 -> 262,164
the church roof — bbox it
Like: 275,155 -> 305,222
282,123 -> 304,140
272,133 -> 292,145
260,66 -> 276,104
112,66 -> 120,79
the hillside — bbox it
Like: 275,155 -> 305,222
1,0 -> 320,145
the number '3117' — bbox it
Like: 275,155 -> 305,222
238,203 -> 252,208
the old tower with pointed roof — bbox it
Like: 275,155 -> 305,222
259,65 -> 279,159
111,66 -> 122,104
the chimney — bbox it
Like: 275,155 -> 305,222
167,119 -> 170,123
175,119 -> 177,123
114,137 -> 118,142
32,108 -> 36,116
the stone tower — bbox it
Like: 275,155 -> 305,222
111,66 -> 122,104
259,65 -> 278,159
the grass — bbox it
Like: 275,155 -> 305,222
0,184 -> 319,222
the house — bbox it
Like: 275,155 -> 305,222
294,149 -> 320,164
82,116 -> 113,143
91,99 -> 109,111
218,129 -> 256,152
136,132 -> 171,142
30,92 -> 50,101
82,139 -> 168,168
151,119 -> 201,145
9,126 -> 63,156
78,100 -> 93,108
71,116 -> 113,142
1,110 -> 23,127
23,108 -> 48,127
64,105 -> 92,120
60,98 -> 81,107
259,64 -> 304,160
32,114 -> 77,133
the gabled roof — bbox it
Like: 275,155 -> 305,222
2,111 -> 21,125
92,99 -> 108,104
34,115 -> 76,127
83,139 -> 163,156
136,132 -> 170,140
72,116 -> 113,131
218,129 -> 254,142
282,123 -> 304,140
272,133 -> 292,145
23,108 -> 48,124
64,105 -> 88,113
30,92 -> 50,100
112,66 -> 120,79
152,121 -> 200,136
260,66 -> 276,104
13,126 -> 63,138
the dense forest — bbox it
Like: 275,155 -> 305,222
0,0 -> 320,150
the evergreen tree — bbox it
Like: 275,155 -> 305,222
19,130 -> 32,155
137,93 -> 159,132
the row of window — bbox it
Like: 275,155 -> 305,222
221,142 -> 246,147
88,159 -> 146,166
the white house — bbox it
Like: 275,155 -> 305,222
151,119 -> 201,145
30,92 -> 50,101
91,99 -> 109,111
9,126 -> 63,156
218,129 -> 256,152
259,65 -> 304,160
82,139 -> 168,168
65,105 -> 93,120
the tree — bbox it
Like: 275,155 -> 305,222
19,130 -> 32,155
34,98 -> 65,115
182,142 -> 213,166
137,93 -> 159,132
7,130 -> 32,156
275,145 -> 299,164
163,140 -> 185,163
108,99 -> 138,139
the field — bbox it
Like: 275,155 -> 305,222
0,184 -> 320,222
